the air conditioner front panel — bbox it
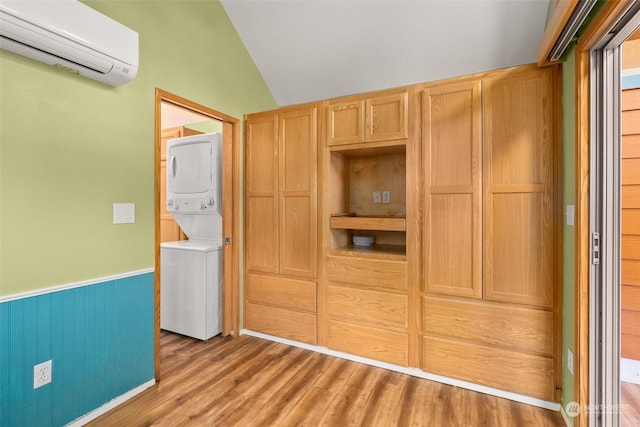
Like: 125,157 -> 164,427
0,0 -> 138,86
1,12 -> 114,73
0,0 -> 138,66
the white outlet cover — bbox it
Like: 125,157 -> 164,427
33,360 -> 52,389
567,349 -> 574,375
382,191 -> 390,203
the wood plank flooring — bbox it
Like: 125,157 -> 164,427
88,331 -> 565,426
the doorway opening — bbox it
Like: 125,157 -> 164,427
154,89 -> 240,379
575,1 -> 640,425
620,26 -> 640,426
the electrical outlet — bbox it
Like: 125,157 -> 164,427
382,191 -> 390,204
33,360 -> 52,389
568,349 -> 574,375
373,191 -> 381,203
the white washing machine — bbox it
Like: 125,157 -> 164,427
160,132 -> 223,340
161,240 -> 222,340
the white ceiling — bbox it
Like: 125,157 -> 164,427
221,0 -> 551,107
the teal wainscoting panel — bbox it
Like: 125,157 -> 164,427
0,272 -> 155,427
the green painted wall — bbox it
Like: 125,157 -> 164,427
558,5 -> 607,421
561,45 -> 576,421
0,0 -> 277,296
185,120 -> 224,134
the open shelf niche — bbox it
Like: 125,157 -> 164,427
329,143 -> 406,258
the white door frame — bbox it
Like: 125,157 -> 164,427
589,3 -> 640,425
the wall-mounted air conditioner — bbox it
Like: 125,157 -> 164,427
0,0 -> 138,86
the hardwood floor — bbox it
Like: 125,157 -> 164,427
88,331 -> 564,426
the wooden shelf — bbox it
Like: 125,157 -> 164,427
330,244 -> 406,260
329,140 -> 406,157
330,215 -> 406,231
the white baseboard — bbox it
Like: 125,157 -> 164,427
240,329 -> 561,412
560,404 -> 574,426
66,379 -> 155,426
621,357 -> 640,384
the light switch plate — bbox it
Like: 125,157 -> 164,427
566,204 -> 574,226
113,203 -> 135,224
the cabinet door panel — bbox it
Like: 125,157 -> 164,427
486,193 -> 551,306
484,68 -> 554,307
427,194 -> 476,295
365,92 -> 408,142
279,107 -> 317,277
246,114 -> 279,273
422,82 -> 482,297
327,100 -> 364,146
281,197 -> 314,276
246,116 -> 278,194
246,197 -> 278,273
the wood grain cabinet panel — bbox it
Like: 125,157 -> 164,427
422,336 -> 555,401
279,108 -> 317,277
245,302 -> 317,345
326,100 -> 365,146
422,81 -> 482,298
365,92 -> 408,142
326,90 -> 408,146
327,255 -> 406,290
483,67 -> 555,308
244,105 -> 318,344
246,273 -> 316,313
423,296 -> 554,355
328,284 -> 407,328
245,114 -> 279,273
328,320 -> 408,366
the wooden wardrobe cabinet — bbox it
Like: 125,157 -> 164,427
243,64 -> 561,404
244,105 -> 319,345
420,65 -> 561,402
421,80 -> 483,298
326,90 -> 408,146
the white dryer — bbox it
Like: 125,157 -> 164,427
160,132 -> 223,340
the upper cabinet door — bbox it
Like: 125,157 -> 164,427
245,113 -> 279,274
326,100 -> 365,146
365,92 -> 408,142
483,67 -> 555,307
279,107 -> 318,278
327,91 -> 408,146
422,81 -> 482,298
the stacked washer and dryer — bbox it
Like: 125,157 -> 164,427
160,133 -> 223,341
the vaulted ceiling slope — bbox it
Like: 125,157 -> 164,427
221,0 -> 550,107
